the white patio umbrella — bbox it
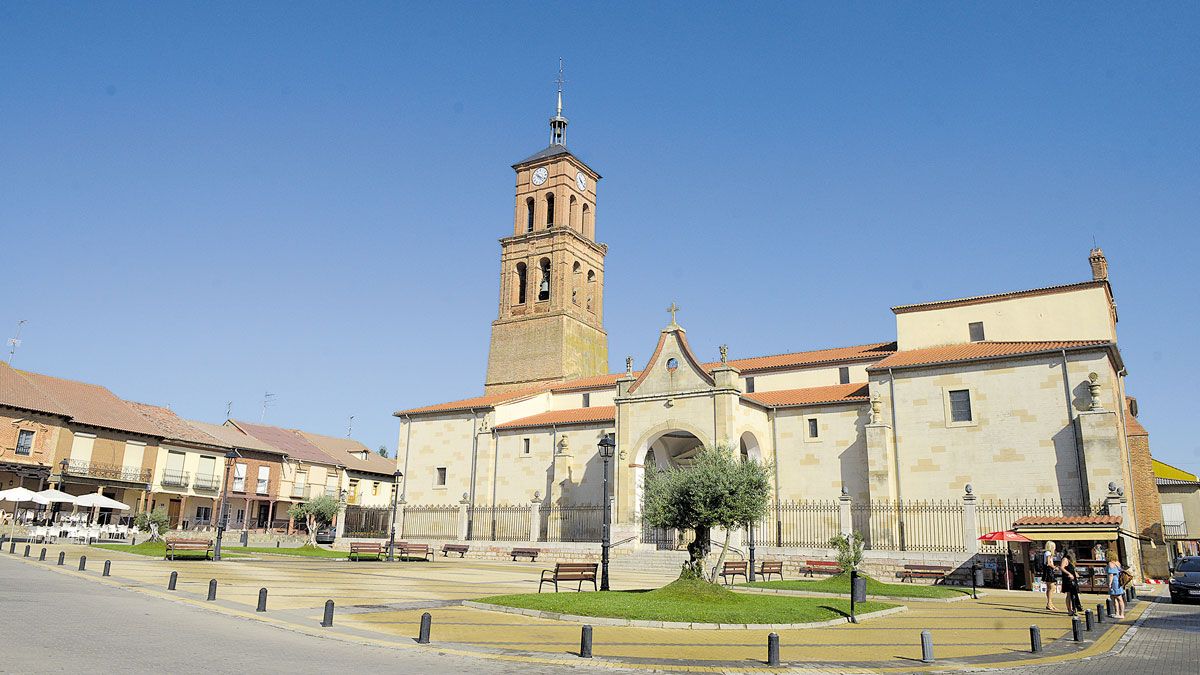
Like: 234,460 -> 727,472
0,486 -> 39,541
34,489 -> 75,504
73,493 -> 131,510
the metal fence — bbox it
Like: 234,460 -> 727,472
402,505 -> 460,539
764,500 -> 841,547
975,499 -> 1103,540
469,504 -> 531,541
541,505 -> 605,542
343,505 -> 392,538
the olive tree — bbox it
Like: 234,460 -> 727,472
289,495 -> 340,546
641,444 -> 772,582
134,506 -> 170,542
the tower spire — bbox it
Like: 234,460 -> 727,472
549,58 -> 568,147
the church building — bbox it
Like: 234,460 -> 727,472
394,87 -> 1165,578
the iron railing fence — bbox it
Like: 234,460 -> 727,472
761,500 -> 841,548
898,500 -> 966,552
402,505 -> 459,539
469,504 -> 531,542
192,474 -> 220,491
974,499 -> 1102,540
160,470 -> 190,488
541,505 -> 605,542
65,459 -> 152,484
343,505 -> 392,538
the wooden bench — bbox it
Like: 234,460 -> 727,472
349,542 -> 383,561
510,547 -> 541,562
442,543 -> 469,558
164,538 -> 213,561
397,542 -> 434,561
539,562 -> 598,593
897,564 -> 952,584
798,560 -> 843,577
758,560 -> 784,581
715,560 -> 748,585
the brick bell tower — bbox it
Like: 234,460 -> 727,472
484,65 -> 608,394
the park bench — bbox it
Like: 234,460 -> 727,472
349,542 -> 383,561
442,543 -> 469,558
539,562 -> 599,593
164,538 -> 213,561
757,560 -> 785,581
798,560 -> 842,577
397,542 -> 434,561
897,563 -> 952,584
715,560 -> 748,585
510,547 -> 541,562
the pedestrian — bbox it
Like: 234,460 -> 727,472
1107,552 -> 1126,619
1041,542 -> 1059,611
1061,551 -> 1082,616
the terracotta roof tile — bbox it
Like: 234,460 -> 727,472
711,342 -> 896,373
299,430 -> 396,476
184,420 -> 282,455
495,406 -> 616,431
550,373 -> 638,392
231,420 -> 341,465
13,368 -> 162,436
394,385 -> 549,416
1013,515 -> 1121,526
891,280 -> 1108,314
127,402 -> 228,448
744,383 -> 870,408
869,341 -> 1110,371
0,362 -> 65,417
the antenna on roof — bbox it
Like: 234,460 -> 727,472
347,415 -> 354,437
225,401 -> 233,420
261,392 -> 276,422
7,319 -> 27,365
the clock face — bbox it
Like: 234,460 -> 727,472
531,167 -> 548,186
576,171 -> 587,191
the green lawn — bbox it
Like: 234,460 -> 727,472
232,545 -> 347,559
742,572 -> 970,599
91,541 -> 234,559
90,542 -> 346,559
480,578 -> 895,624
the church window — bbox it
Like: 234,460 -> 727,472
572,261 -> 581,305
968,322 -> 986,342
581,203 -> 591,234
949,389 -> 973,422
515,263 -> 527,304
666,357 -> 679,372
537,258 -> 551,301
586,270 -> 596,312
435,467 -> 447,487
545,193 -> 555,227
582,392 -> 591,408
744,377 -> 755,393
807,418 -> 819,439
838,366 -> 850,384
522,438 -> 531,455
569,195 -> 578,230
525,198 -> 535,233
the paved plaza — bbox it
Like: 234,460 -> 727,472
3,543 -> 1187,673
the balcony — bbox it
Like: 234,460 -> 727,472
160,470 -> 190,489
192,474 -> 221,491
1165,522 -> 1189,538
64,459 -> 152,484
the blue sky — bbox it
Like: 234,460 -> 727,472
2,3 -> 1197,470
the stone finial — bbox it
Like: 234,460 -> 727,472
1107,481 -> 1119,495
1117,486 -> 1124,497
557,435 -> 569,454
532,490 -> 541,502
870,394 -> 883,425
840,485 -> 848,497
965,483 -> 973,495
626,356 -> 634,376
1087,372 -> 1102,411
719,344 -> 728,364
460,492 -> 470,503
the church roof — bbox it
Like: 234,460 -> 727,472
710,342 -> 896,374
394,385 -> 548,416
890,280 -> 1108,314
511,144 -> 601,177
743,383 -> 870,408
494,406 -> 616,431
868,340 -> 1112,371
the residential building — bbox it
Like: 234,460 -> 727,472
128,402 -> 231,530
1155,459 -> 1200,561
298,431 -> 396,508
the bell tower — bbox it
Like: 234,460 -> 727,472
485,66 -> 609,394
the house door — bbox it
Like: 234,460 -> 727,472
257,503 -> 270,528
167,499 -> 181,528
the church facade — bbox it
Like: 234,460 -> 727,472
394,95 -> 1164,577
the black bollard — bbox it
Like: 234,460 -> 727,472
1130,585 -> 1138,602
8,540 -> 15,554
168,571 -> 178,591
57,551 -> 65,565
256,588 -> 268,612
207,579 -> 217,601
78,555 -> 87,571
1096,603 -> 1105,624
920,630 -> 934,663
321,599 -> 335,627
1085,609 -> 1094,631
1071,615 -> 1082,642
39,547 -> 46,561
767,632 -> 780,667
1029,625 -> 1042,653
418,611 -> 432,644
103,560 -> 111,577
1106,597 -> 1114,617
579,624 -> 592,658
23,544 -> 31,557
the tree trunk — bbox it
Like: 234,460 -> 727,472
685,526 -> 711,579
708,526 -> 734,584
307,514 -> 317,546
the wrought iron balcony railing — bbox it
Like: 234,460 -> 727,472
1165,522 -> 1188,538
192,474 -> 221,491
160,470 -> 190,488
64,459 -> 152,484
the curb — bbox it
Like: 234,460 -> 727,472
460,599 -> 908,629
734,586 -> 980,603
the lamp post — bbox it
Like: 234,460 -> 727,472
214,450 -> 238,562
387,469 -> 403,562
597,433 -> 616,591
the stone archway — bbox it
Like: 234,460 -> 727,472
738,431 -> 763,463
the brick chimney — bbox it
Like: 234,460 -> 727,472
1089,247 -> 1108,281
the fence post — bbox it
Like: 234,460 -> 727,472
457,493 -> 470,541
529,492 -> 542,543
962,485 -> 979,554
838,487 -> 853,537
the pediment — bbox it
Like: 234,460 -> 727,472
627,326 -> 716,397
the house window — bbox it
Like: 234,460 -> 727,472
15,429 -> 34,456
348,479 -> 359,502
372,481 -> 379,496
582,392 -> 591,408
807,418 -> 819,439
195,506 -> 212,522
949,389 -> 973,422
232,463 -> 246,492
293,471 -> 307,498
968,322 -> 985,342
522,438 -> 531,455
435,467 -> 447,486
838,366 -> 850,384
256,466 -> 270,494
236,508 -> 245,524
745,377 -> 755,393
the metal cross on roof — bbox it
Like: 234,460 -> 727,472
666,302 -> 680,325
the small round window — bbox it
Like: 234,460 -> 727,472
666,357 -> 679,372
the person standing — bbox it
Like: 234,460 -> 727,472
1041,542 -> 1059,611
1107,553 -> 1127,619
1061,551 -> 1082,616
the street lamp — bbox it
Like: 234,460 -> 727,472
214,450 -> 239,561
597,433 -> 616,591
387,469 -> 403,562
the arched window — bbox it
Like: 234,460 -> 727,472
581,203 -> 591,235
569,195 -> 578,231
538,258 -> 551,301
586,269 -> 596,311
515,263 -> 527,305
545,193 -> 555,227
525,198 -> 535,233
572,261 -> 581,305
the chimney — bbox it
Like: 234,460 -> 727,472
1089,247 -> 1108,281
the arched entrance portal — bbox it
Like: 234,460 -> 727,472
636,430 -> 706,550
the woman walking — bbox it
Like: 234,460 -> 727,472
1061,551 -> 1083,616
1042,542 -> 1059,611
1107,553 -> 1127,619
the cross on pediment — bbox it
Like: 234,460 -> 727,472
666,302 -> 680,325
